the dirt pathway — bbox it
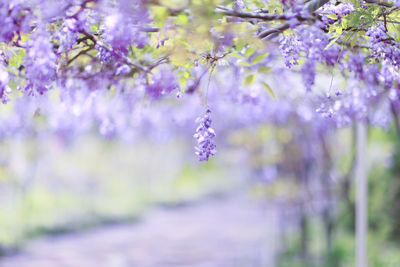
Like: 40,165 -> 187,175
0,195 -> 280,267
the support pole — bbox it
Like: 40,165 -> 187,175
355,122 -> 367,267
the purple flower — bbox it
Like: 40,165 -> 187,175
366,22 -> 396,64
334,3 -> 355,15
103,3 -> 151,51
281,0 -> 295,7
234,0 -> 246,10
301,60 -> 316,91
104,13 -> 132,51
56,18 -> 80,54
116,64 -> 131,75
156,37 -> 169,49
145,68 -> 179,99
23,29 -> 57,96
220,31 -> 235,47
279,35 -> 300,68
95,45 -> 113,63
0,65 -> 11,104
0,2 -> 31,44
194,109 -> 217,161
348,53 -> 365,79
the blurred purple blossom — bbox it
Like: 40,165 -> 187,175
146,68 -> 179,100
0,65 -> 11,104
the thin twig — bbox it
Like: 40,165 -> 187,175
216,6 -> 292,21
258,0 -> 330,39
364,0 -> 393,8
67,46 -> 93,65
79,30 -> 149,73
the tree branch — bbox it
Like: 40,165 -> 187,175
67,46 -> 93,65
79,30 -> 150,73
216,6 -> 291,21
258,0 -> 330,39
364,0 -> 393,8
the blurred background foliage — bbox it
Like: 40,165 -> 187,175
1,122 -> 400,266
0,134 -> 247,251
1,0 -> 400,265
276,125 -> 400,267
0,122 -> 400,266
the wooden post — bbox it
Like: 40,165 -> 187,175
355,122 -> 367,267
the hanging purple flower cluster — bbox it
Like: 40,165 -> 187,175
0,2 -> 31,44
0,0 -> 399,163
366,23 -> 396,62
95,45 -> 113,63
194,109 -> 217,162
364,22 -> 400,89
279,23 -> 341,91
56,18 -> 81,54
146,68 -> 179,100
0,65 -> 11,104
279,35 -> 300,68
103,0 -> 152,52
23,29 -> 57,96
333,3 -> 355,15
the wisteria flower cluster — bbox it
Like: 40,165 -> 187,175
193,109 -> 217,162
0,0 -> 398,161
0,65 -> 11,104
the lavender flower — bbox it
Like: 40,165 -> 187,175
234,0 -> 246,10
56,18 -> 80,54
103,2 -> 151,51
0,2 -> 31,44
0,65 -> 11,104
116,64 -> 131,75
194,109 -> 217,161
279,35 -> 300,68
279,25 -> 341,90
23,29 -> 56,96
96,45 -> 113,63
301,60 -> 316,91
104,13 -> 132,51
145,68 -> 179,99
334,3 -> 355,15
348,53 -> 366,80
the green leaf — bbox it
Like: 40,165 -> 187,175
342,18 -> 348,29
262,82 -> 276,100
20,33 -> 30,42
8,80 -> 17,90
179,76 -> 187,86
239,61 -> 251,67
325,34 -> 341,50
326,14 -> 338,20
251,53 -> 269,65
350,34 -> 358,48
230,52 -> 242,58
244,46 -> 256,58
176,13 -> 189,25
152,6 -> 169,25
90,24 -> 99,32
243,74 -> 256,86
258,66 -> 272,73
9,48 -> 25,68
